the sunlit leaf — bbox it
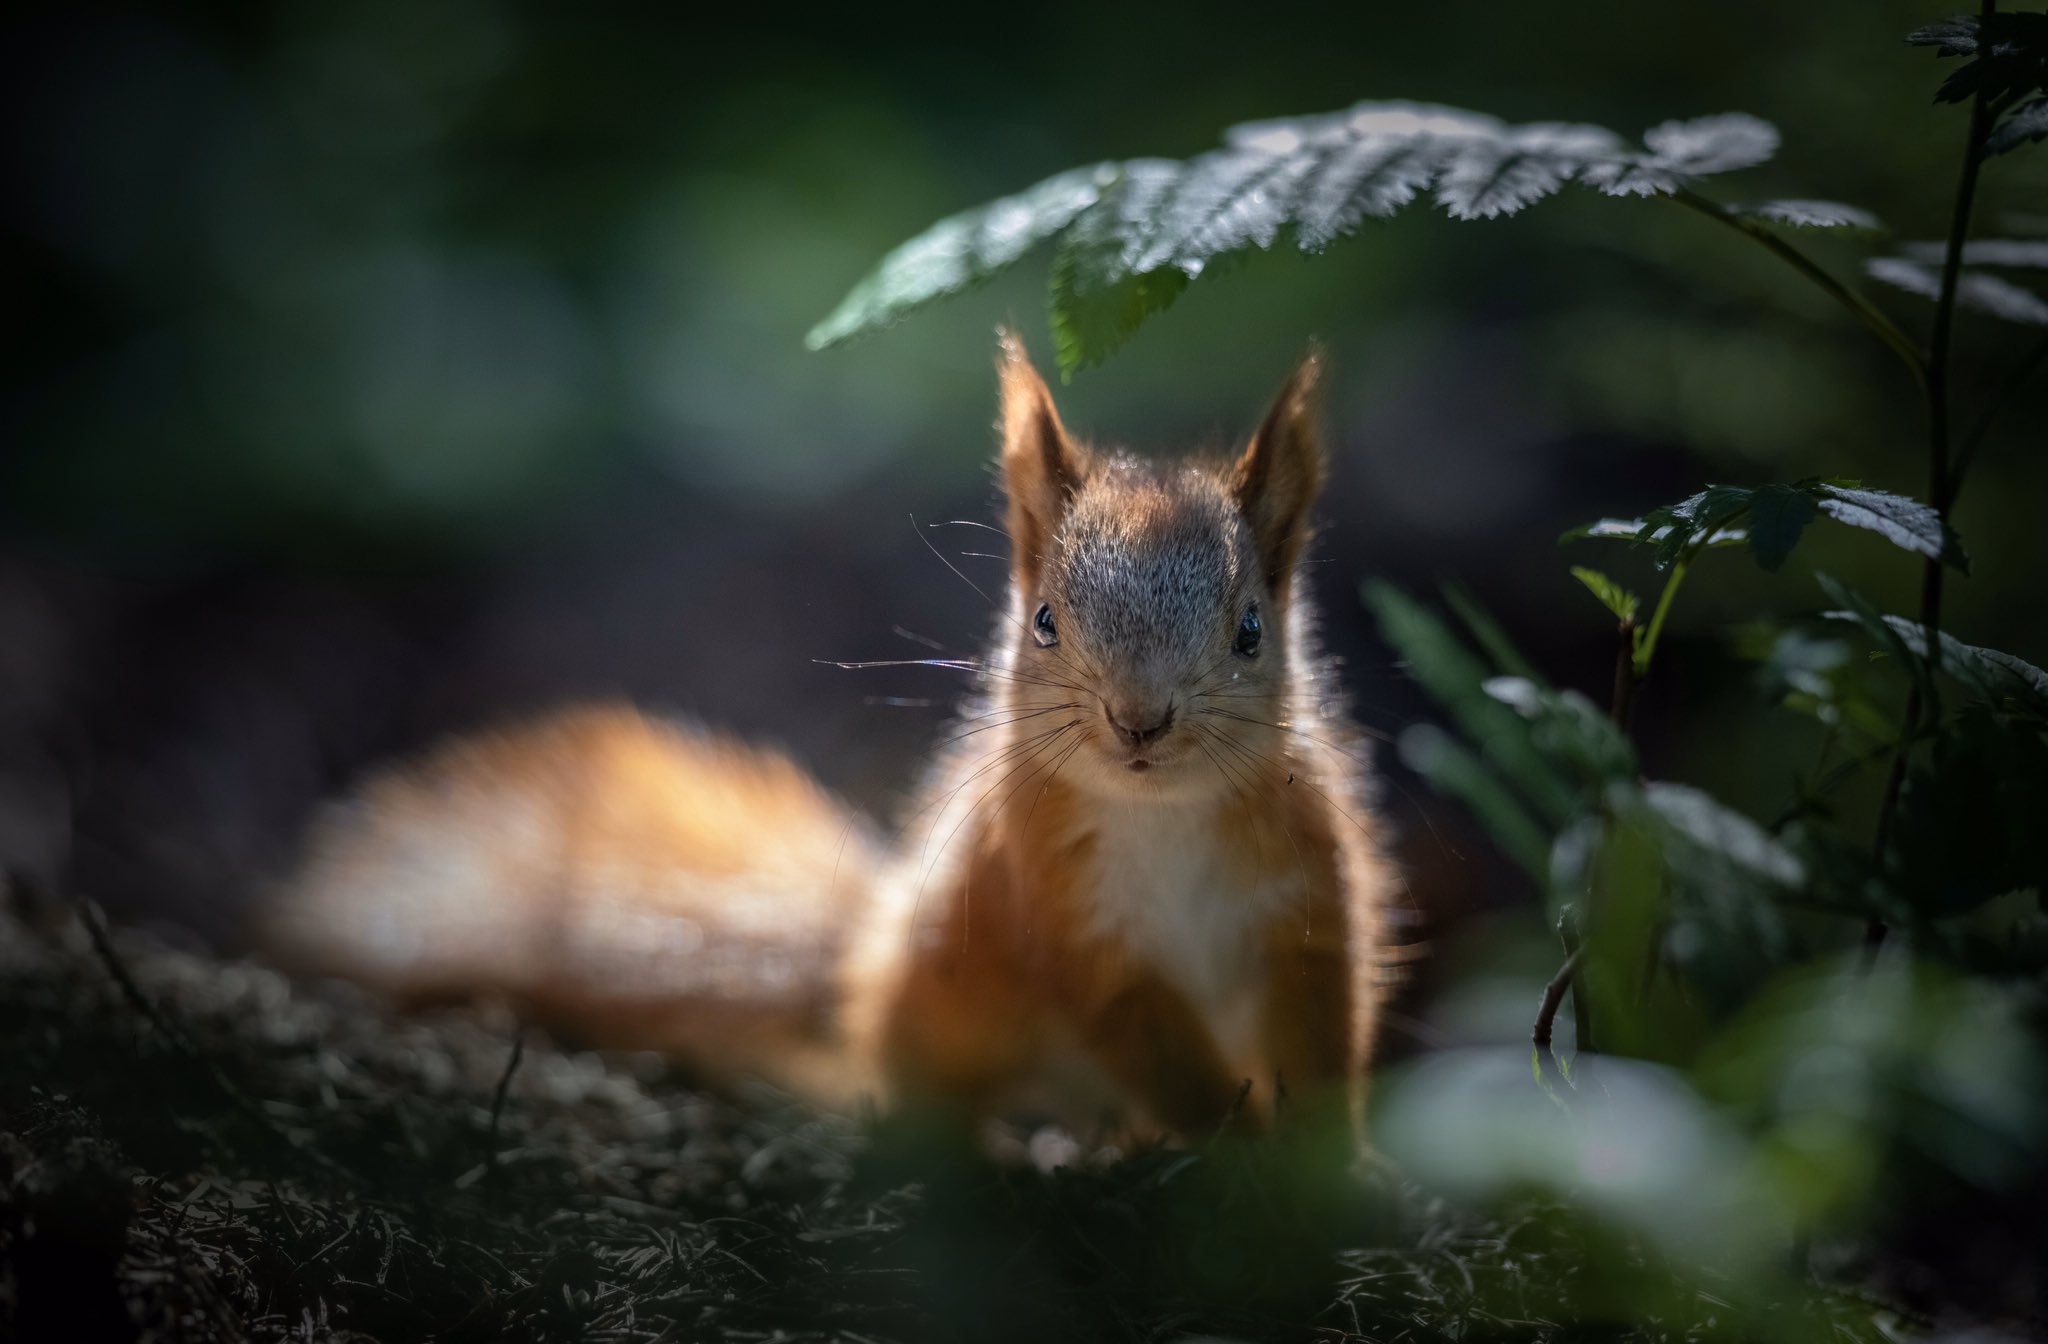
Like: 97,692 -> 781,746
1813,483 -> 1970,571
805,163 -> 1117,350
1047,161 -> 1194,379
813,102 -> 1784,370
1560,517 -> 1749,548
1901,238 -> 2048,268
1866,255 -> 2048,327
1580,114 -> 1779,197
1735,199 -> 1884,233
1570,566 -> 1640,623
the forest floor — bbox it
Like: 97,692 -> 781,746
0,901 -> 1910,1344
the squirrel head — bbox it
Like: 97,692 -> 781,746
994,329 -> 1326,800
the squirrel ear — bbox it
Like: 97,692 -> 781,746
996,328 -> 1086,582
1231,349 -> 1327,594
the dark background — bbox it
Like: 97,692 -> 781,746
2,1 -> 2042,1049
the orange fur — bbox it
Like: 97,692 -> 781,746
264,335 -> 1395,1150
264,705 -> 880,1101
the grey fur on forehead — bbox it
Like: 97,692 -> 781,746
1049,454 -> 1256,655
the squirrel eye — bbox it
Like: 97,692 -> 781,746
1234,604 -> 1262,657
1032,603 -> 1059,648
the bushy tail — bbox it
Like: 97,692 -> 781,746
258,704 -> 882,1103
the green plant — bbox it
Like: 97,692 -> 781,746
809,3 -> 2048,1331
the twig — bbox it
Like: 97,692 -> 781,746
1532,947 -> 1583,1053
1609,618 -> 1640,731
486,1025 -> 526,1174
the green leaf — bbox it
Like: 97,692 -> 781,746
1617,782 -> 1798,1005
1397,725 -> 1551,878
1636,782 -> 1806,888
1047,160 -> 1194,375
1569,566 -> 1640,623
1814,572 -> 1937,706
1560,517 -> 1749,549
1866,255 -> 2048,327
1595,481 -> 1964,576
1743,625 -> 1898,743
805,163 -> 1118,350
1444,582 -> 1541,680
1578,113 -> 1779,197
1743,484 -> 1818,572
1734,199 -> 1885,233
1702,960 -> 2048,1205
1640,485 -> 1758,569
1926,239 -> 2048,268
1367,583 -> 1586,823
1821,611 -> 2048,723
1481,676 -> 1637,786
812,102 -> 1784,368
1813,483 -> 1970,572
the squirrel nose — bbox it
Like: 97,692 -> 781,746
1106,703 -> 1174,749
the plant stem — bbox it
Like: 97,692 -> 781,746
1533,947 -> 1584,1053
1609,618 -> 1641,730
1667,189 -> 1928,388
1633,548 -> 1700,678
1867,0 -> 1999,956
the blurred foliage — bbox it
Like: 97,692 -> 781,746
6,0 -> 2048,1337
803,1 -> 2048,1332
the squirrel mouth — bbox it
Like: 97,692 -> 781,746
1126,759 -> 1151,772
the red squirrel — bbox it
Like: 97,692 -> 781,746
264,332 -> 1394,1150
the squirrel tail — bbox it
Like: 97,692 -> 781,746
256,703 -> 883,1106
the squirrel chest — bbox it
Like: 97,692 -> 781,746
1072,799 -> 1300,1065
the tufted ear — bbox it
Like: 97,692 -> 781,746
997,328 -> 1087,585
1231,350 -> 1326,595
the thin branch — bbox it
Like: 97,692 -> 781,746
1532,947 -> 1584,1053
1609,618 -> 1641,731
486,1025 -> 526,1178
1667,189 -> 1928,388
1868,0 -> 1999,956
